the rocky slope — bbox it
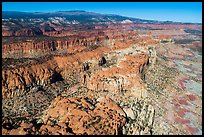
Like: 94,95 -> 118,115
2,95 -> 156,135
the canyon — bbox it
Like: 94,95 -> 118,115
2,11 -> 202,135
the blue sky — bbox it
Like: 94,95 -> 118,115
2,2 -> 202,23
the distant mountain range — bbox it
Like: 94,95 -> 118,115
2,10 -> 201,25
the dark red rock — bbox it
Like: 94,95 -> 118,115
186,94 -> 197,101
185,125 -> 198,135
178,99 -> 191,106
175,117 -> 190,124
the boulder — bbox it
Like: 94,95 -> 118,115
123,107 -> 136,120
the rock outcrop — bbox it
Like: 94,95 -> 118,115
2,96 -> 126,135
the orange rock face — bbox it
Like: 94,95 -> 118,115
2,29 -> 139,58
40,96 -> 126,135
2,96 -> 126,135
86,53 -> 149,95
2,36 -> 104,58
2,60 -> 57,98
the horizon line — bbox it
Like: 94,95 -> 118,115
2,10 -> 202,24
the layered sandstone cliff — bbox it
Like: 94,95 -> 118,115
2,30 -> 139,58
2,31 -> 157,99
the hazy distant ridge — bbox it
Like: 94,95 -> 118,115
2,10 -> 201,25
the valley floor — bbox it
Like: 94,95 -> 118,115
145,41 -> 202,135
